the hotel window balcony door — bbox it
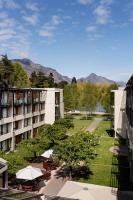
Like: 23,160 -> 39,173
40,114 -> 44,122
0,124 -> 10,135
0,139 -> 11,151
55,92 -> 60,105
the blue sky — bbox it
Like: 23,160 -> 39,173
0,0 -> 132,81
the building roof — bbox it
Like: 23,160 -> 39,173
0,189 -> 76,200
0,188 -> 42,200
57,181 -> 117,200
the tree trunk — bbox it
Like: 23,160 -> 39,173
69,166 -> 72,180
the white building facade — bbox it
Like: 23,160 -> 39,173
112,75 -> 133,183
0,88 -> 64,151
112,87 -> 127,138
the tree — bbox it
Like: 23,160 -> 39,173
0,55 -> 30,88
30,71 -> 38,87
0,55 -> 15,87
71,77 -> 77,84
57,81 -> 68,89
13,62 -> 30,88
0,151 -> 28,176
48,72 -> 55,87
80,83 -> 98,117
100,83 -> 118,113
30,71 -> 49,88
54,117 -> 74,129
64,84 -> 79,112
54,131 -> 98,179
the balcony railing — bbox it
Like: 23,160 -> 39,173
24,99 -> 32,105
14,99 -> 24,106
0,99 -> 12,107
33,98 -> 39,104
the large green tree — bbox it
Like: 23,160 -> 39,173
13,62 -> 30,88
80,83 -> 98,116
0,55 -> 30,88
54,131 -> 98,179
100,83 -> 118,113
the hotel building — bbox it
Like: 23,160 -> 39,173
112,75 -> 133,183
0,88 -> 64,151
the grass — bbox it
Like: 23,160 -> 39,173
79,121 -> 117,186
79,121 -> 133,190
68,116 -> 93,135
68,117 -> 132,189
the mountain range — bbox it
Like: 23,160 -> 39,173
12,58 -> 125,86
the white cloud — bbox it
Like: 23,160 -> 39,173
100,0 -> 112,6
0,18 -> 16,29
23,15 -> 38,25
94,5 -> 110,24
51,15 -> 62,25
0,28 -> 16,36
78,0 -> 93,5
86,25 -> 96,32
39,30 -> 53,37
93,0 -> 113,25
39,15 -> 62,38
0,12 -> 31,58
0,0 -> 19,9
26,2 -> 39,12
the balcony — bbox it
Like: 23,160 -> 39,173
0,100 -> 12,107
33,98 -> 39,104
24,99 -> 32,105
14,99 -> 24,106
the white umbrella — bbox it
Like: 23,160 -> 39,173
16,165 -> 43,180
41,149 -> 53,158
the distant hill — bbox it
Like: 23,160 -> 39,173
78,73 -> 115,84
12,58 -> 71,83
12,58 -> 126,86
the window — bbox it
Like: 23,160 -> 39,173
40,103 -> 45,110
0,123 -> 11,135
40,114 -> 44,122
0,139 -> 11,151
24,118 -> 28,127
55,92 -> 60,105
14,121 -> 21,130
24,118 -> 31,127
33,116 -> 38,124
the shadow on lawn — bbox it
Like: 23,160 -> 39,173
106,129 -> 115,137
55,166 -> 93,180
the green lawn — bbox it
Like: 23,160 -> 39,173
68,116 -> 93,135
79,120 -> 119,187
68,117 -> 132,189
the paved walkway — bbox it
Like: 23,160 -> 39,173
86,117 -> 103,133
39,168 -> 66,196
109,145 -> 128,156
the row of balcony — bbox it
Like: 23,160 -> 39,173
0,98 -> 45,107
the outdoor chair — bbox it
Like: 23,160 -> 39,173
22,185 -> 33,192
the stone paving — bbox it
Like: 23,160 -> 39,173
39,168 -> 66,196
86,117 -> 103,133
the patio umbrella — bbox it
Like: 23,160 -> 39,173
41,149 -> 53,158
16,165 -> 43,180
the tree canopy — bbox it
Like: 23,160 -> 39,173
63,81 -> 118,113
0,55 -> 30,88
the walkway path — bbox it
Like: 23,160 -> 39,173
39,169 -> 66,196
86,117 -> 103,133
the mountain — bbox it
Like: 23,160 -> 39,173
78,73 -> 115,84
12,58 -> 71,83
12,58 -> 125,86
